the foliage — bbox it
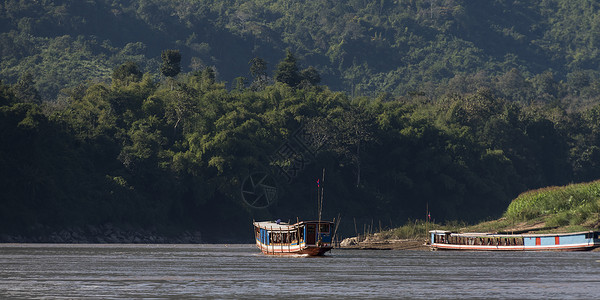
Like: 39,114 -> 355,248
160,49 -> 182,78
3,0 -> 600,101
504,180 -> 600,226
112,61 -> 143,86
3,1 -> 600,241
274,50 -> 301,88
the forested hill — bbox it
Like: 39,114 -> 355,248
2,0 -> 600,242
3,0 -> 600,101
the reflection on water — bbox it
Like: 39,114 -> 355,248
0,244 -> 599,299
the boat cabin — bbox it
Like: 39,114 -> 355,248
253,220 -> 334,255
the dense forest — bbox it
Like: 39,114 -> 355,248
4,0 -> 600,101
2,0 -> 600,242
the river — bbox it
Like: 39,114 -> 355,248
0,244 -> 599,299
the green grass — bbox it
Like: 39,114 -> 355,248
378,180 -> 600,239
504,180 -> 600,226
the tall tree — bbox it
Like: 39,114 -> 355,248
160,50 -> 182,78
112,61 -> 143,86
201,67 -> 216,88
13,72 -> 41,104
300,66 -> 321,87
249,57 -> 268,90
274,50 -> 301,88
0,80 -> 16,106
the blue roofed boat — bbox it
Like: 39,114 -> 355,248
429,230 -> 600,251
253,220 -> 334,256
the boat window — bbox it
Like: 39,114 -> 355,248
585,232 -> 593,239
319,223 -> 330,233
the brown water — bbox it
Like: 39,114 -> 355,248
0,244 -> 599,299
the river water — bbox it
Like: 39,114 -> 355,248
0,244 -> 599,299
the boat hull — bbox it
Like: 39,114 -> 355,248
429,230 -> 600,252
431,243 -> 598,251
256,242 -> 333,256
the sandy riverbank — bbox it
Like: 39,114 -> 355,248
339,237 -> 430,251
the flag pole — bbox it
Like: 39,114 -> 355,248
425,202 -> 429,244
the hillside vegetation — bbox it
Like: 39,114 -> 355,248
381,180 -> 600,240
3,1 -> 600,242
3,0 -> 600,103
501,180 -> 600,230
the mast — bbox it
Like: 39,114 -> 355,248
317,168 -> 325,244
318,168 -> 324,225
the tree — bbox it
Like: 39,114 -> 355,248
274,50 -> 301,88
160,49 -> 182,78
496,68 -> 531,102
233,77 -> 247,92
0,80 -> 16,106
335,107 -> 375,187
249,57 -> 268,90
305,104 -> 375,187
249,57 -> 267,80
13,72 -> 41,104
112,61 -> 143,86
201,67 -> 216,87
531,71 -> 558,101
300,66 -> 321,87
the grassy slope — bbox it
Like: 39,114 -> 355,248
379,180 -> 600,240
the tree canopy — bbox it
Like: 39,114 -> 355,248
2,0 -> 600,241
3,0 -> 600,102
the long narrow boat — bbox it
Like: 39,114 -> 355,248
253,220 -> 334,256
429,230 -> 600,251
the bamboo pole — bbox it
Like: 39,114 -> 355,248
333,213 -> 341,248
297,224 -> 302,251
353,217 -> 358,241
425,202 -> 429,243
270,226 -> 273,255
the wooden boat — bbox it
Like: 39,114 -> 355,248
429,230 -> 600,251
253,220 -> 334,256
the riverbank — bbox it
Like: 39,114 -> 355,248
339,233 -> 429,251
339,218 -> 600,251
0,224 -> 203,244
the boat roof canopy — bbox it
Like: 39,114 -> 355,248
254,220 -> 333,230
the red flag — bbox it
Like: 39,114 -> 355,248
317,179 -> 320,187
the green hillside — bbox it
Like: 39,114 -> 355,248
380,180 -> 600,241
2,1 -> 600,242
3,0 -> 600,101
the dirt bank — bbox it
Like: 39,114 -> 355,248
339,237 -> 429,251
